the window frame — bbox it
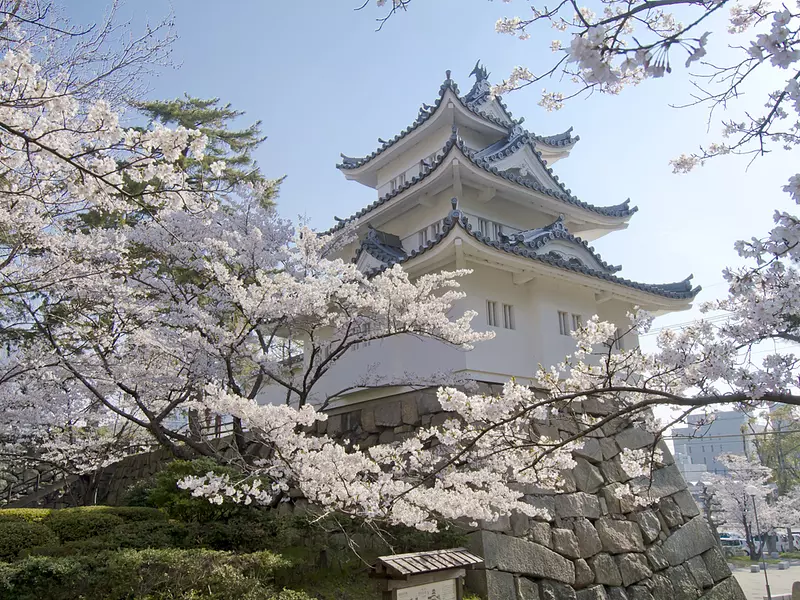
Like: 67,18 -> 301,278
502,304 -> 515,330
558,311 -> 570,336
487,300 -> 498,327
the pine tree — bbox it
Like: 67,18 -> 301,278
134,95 -> 282,206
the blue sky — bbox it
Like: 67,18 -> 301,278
68,0 -> 798,340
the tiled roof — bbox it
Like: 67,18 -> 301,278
364,200 -> 700,301
327,130 -> 636,235
508,215 -> 622,273
337,71 -> 573,171
355,227 -> 407,264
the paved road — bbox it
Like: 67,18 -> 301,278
733,564 -> 799,599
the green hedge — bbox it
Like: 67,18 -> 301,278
0,548 -> 297,600
0,522 -> 57,560
0,509 -> 52,523
42,509 -> 124,542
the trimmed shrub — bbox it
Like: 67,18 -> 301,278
145,459 -> 249,523
42,509 -> 123,542
66,505 -> 166,522
0,521 -> 57,560
0,509 -> 52,523
0,548 -> 292,600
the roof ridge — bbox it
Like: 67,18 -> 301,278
364,201 -> 699,300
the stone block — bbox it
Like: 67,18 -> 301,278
481,515 -> 512,532
700,548 -> 730,583
517,576 -> 541,600
665,565 -> 700,600
417,391 -> 441,415
555,492 -> 601,519
576,585 -> 608,600
649,573 -> 675,600
615,427 -> 656,450
401,397 -> 418,425
575,439 -> 604,464
602,484 -> 636,515
608,589 -> 629,600
671,489 -> 700,518
374,402 -> 402,427
658,497 -> 683,528
601,458 -> 629,483
378,430 -> 394,444
686,556 -> 713,589
470,531 -> 576,584
574,558 -> 595,589
618,553 -> 653,586
636,510 -> 662,543
546,526 -> 571,551
574,518 -> 603,558
645,545 -> 669,572
540,580 -> 577,600
511,512 -> 531,537
596,518 -> 645,553
631,465 -> 686,501
697,577 -> 746,600
600,437 -> 621,460
466,569 -> 516,600
430,411 -> 456,427
560,469 -> 578,493
661,516 -> 717,566
358,434 -> 379,449
574,458 -> 605,493
589,553 -> 623,586
628,586 -> 655,600
529,520 -> 553,547
526,495 -> 556,521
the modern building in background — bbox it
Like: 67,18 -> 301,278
672,411 -> 750,479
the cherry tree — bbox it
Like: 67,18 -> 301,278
705,454 -> 800,559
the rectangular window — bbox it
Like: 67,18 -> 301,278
478,218 -> 490,237
503,304 -> 515,330
397,172 -> 406,187
613,328 -> 625,350
431,221 -> 441,237
493,222 -> 504,241
418,228 -> 429,247
572,314 -> 583,331
558,311 -> 570,336
487,300 -> 498,327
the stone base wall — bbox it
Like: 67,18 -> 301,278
317,386 -> 746,600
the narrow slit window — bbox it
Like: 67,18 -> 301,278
493,222 -> 504,241
418,228 -> 429,247
572,314 -> 583,331
558,311 -> 570,336
478,218 -> 490,237
503,304 -> 515,330
487,300 -> 498,327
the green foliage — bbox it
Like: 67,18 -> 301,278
0,549 -> 292,600
0,509 -> 51,523
42,508 -> 124,542
144,459 -> 251,523
134,95 -> 282,207
0,521 -> 57,560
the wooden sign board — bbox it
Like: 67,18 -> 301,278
395,578 -> 457,600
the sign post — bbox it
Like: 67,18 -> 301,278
372,548 -> 483,600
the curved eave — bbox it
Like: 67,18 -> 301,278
325,134 -> 636,236
337,83 -> 509,185
369,210 -> 700,308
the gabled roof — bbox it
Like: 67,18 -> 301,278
507,215 -> 622,273
355,227 -> 406,264
362,200 -> 700,301
327,129 -> 636,235
337,69 -> 574,171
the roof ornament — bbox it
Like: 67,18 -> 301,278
451,197 -> 459,210
470,60 -> 490,82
